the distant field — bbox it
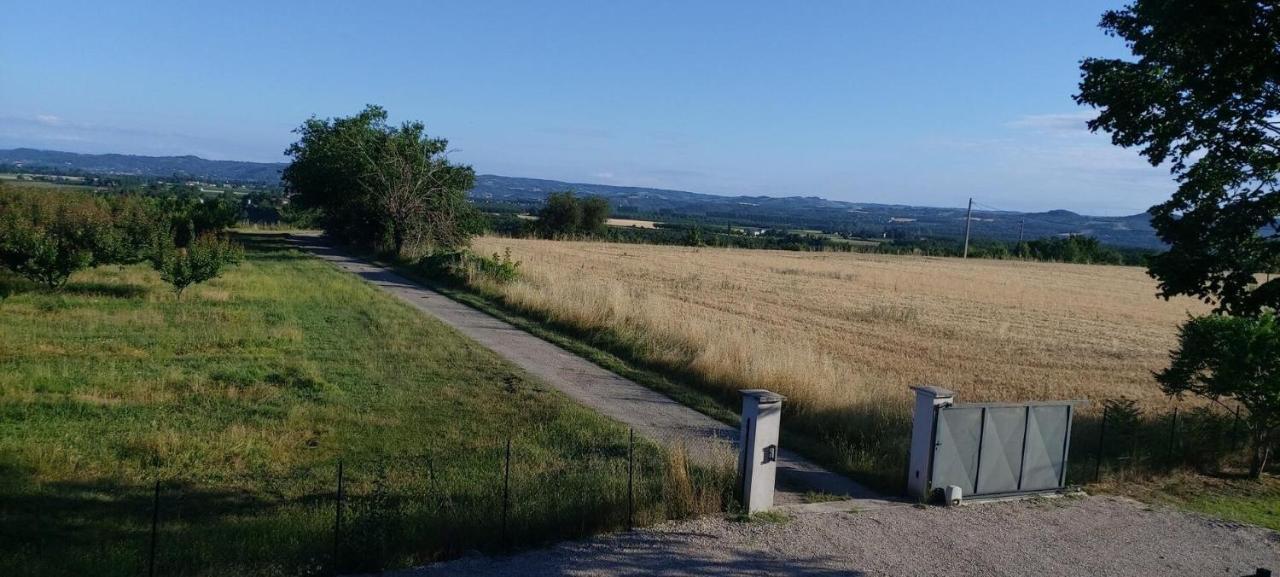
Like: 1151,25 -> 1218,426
470,237 -> 1206,482
605,218 -> 659,229
0,174 -> 96,190
513,214 -> 660,229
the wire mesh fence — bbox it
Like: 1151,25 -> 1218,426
1067,400 -> 1256,485
0,431 -> 737,577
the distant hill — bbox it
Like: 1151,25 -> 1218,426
0,148 -> 286,184
471,175 -> 1163,249
0,148 -> 1163,249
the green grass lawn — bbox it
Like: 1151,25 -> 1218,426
0,234 -> 731,576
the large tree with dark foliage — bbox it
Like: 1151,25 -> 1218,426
1076,0 -> 1280,315
1079,0 -> 1280,477
283,105 -> 476,256
535,191 -> 610,237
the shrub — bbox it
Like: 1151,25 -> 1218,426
465,249 -> 521,285
151,233 -> 243,299
420,248 -> 521,287
1158,312 -> 1280,477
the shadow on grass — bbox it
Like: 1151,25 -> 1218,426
232,232 -> 326,263
0,464 -> 337,577
0,273 -> 37,300
0,451 -> 718,576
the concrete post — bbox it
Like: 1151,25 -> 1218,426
907,385 -> 955,500
738,389 -> 784,513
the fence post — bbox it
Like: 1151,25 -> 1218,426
148,480 -> 160,577
333,460 -> 344,575
1093,407 -> 1109,483
627,428 -> 635,531
1167,407 -> 1180,462
501,437 -> 511,552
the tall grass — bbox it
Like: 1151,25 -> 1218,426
460,237 -> 1208,487
0,234 -> 733,576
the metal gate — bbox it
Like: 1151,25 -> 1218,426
929,402 -> 1076,498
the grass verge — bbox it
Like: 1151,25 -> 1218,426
1095,471 -> 1280,531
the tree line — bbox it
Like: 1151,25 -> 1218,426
0,185 -> 241,298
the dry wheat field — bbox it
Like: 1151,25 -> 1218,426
474,237 -> 1206,420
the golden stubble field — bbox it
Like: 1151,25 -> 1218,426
474,236 -> 1207,420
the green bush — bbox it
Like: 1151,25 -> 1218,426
420,248 -> 521,286
150,232 -> 244,299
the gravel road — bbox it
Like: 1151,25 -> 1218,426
397,496 -> 1279,577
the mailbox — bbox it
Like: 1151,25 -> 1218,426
738,389 -> 784,513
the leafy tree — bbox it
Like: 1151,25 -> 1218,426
1077,0 -> 1280,315
535,191 -> 610,237
537,191 -> 584,237
150,232 -> 243,300
0,188 -> 112,288
97,194 -> 163,265
189,192 -> 243,237
283,105 -> 476,257
1080,2 -> 1280,476
684,226 -> 704,247
579,196 -> 610,236
1157,313 -> 1280,477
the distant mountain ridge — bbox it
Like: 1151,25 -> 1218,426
0,148 -> 1162,249
471,174 -> 1162,249
0,148 -> 286,183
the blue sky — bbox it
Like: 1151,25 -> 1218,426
1,1 -> 1169,214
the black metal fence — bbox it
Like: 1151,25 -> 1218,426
1068,400 -> 1255,484
1,431 -> 737,577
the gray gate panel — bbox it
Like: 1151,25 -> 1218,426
976,407 -> 1026,495
1020,405 -> 1070,491
931,407 -> 983,495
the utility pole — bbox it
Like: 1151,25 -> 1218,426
962,197 -> 974,258
1017,219 -> 1025,244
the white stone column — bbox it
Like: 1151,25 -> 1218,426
738,389 -> 784,513
907,385 -> 955,500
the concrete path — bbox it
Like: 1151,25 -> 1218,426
292,235 -> 882,505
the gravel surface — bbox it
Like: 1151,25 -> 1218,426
393,496 -> 1279,577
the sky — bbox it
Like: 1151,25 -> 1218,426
0,1 -> 1170,215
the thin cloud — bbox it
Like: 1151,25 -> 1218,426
1005,111 -> 1095,135
34,114 -> 64,126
